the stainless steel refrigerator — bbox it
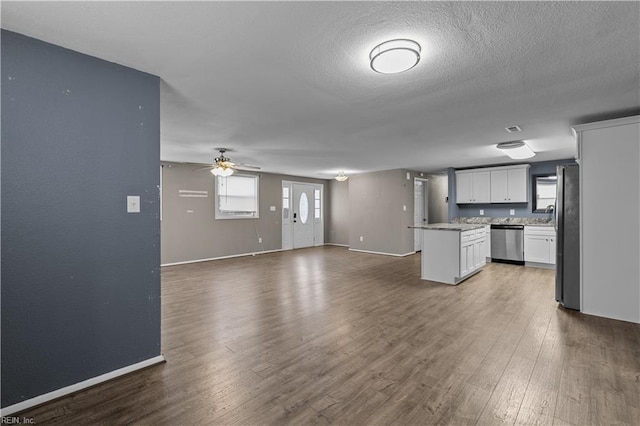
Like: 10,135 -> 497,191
555,164 -> 580,310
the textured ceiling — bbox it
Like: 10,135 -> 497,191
2,1 -> 639,178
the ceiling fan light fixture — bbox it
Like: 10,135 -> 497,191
496,140 -> 535,159
211,166 -> 234,177
370,39 -> 421,74
335,171 -> 348,182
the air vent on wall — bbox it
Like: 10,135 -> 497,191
505,125 -> 522,133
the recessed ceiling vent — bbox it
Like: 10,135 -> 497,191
505,125 -> 522,133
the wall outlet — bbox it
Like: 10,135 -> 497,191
403,205 -> 407,211
510,209 -> 515,216
258,237 -> 262,243
406,172 -> 410,180
269,206 -> 276,212
480,209 -> 484,216
359,236 -> 364,242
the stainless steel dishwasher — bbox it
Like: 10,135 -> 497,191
490,224 -> 524,265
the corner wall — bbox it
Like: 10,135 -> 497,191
1,31 -> 161,408
348,169 -> 423,256
327,179 -> 349,245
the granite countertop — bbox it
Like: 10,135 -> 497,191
411,223 -> 486,231
452,217 -> 554,226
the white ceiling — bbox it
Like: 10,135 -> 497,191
2,1 -> 639,178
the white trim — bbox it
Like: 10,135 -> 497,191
349,248 -> 416,257
161,249 -> 284,267
0,355 -> 165,417
572,115 -> 639,133
324,243 -> 349,247
525,261 -> 556,270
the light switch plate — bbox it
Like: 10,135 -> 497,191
480,209 -> 484,216
510,209 -> 515,216
270,205 -> 276,211
127,196 -> 140,213
403,205 -> 407,211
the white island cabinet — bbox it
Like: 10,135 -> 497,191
418,224 -> 486,285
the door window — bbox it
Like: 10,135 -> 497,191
299,192 -> 309,224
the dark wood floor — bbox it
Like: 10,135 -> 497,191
19,246 -> 640,425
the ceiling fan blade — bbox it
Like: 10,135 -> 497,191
193,165 -> 216,172
235,164 -> 261,170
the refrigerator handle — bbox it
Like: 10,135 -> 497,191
555,167 -> 563,234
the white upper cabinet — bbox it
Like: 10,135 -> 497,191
456,164 -> 529,204
455,170 -> 490,203
490,165 -> 529,203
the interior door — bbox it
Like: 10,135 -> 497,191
292,183 -> 315,248
414,179 -> 428,251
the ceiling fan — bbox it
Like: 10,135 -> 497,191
194,148 -> 260,177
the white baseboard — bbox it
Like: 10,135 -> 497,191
324,243 -> 349,247
161,249 -> 284,266
525,261 -> 556,270
0,355 -> 165,417
349,248 -> 416,257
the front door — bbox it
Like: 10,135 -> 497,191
292,183 -> 315,248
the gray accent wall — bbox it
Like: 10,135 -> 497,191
327,179 -> 349,245
1,31 -> 161,408
161,162 -> 328,264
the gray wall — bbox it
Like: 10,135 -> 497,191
427,174 -> 449,224
1,31 -> 161,408
327,179 -> 349,245
348,169 -> 422,255
448,159 -> 577,220
161,162 -> 328,264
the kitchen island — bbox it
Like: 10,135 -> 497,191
413,223 -> 487,285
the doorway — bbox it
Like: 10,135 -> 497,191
282,181 -> 324,250
414,178 -> 429,251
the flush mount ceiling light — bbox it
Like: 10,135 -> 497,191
496,141 -> 536,159
370,39 -> 421,74
335,171 -> 348,182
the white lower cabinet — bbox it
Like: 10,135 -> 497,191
421,227 -> 486,285
524,226 -> 556,266
459,229 -> 486,279
484,225 -> 491,260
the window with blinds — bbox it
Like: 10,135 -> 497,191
215,174 -> 259,219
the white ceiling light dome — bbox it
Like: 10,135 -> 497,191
496,140 -> 535,159
210,166 -> 234,177
335,171 -> 348,182
370,39 -> 421,74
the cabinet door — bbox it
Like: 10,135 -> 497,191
474,239 -> 486,269
507,167 -> 528,202
524,235 -> 550,263
484,225 -> 491,258
472,171 -> 491,203
548,236 -> 556,265
459,242 -> 473,276
456,173 -> 472,203
490,170 -> 509,202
